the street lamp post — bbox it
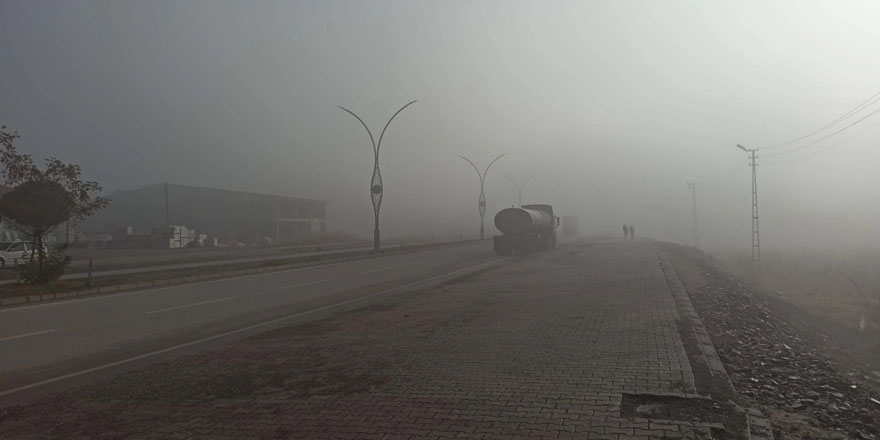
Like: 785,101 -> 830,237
459,154 -> 506,240
338,100 -> 417,250
504,174 -> 535,207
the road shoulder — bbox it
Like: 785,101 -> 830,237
658,242 -> 880,440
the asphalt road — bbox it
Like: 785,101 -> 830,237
0,240 -> 508,404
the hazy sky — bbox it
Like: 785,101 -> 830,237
2,0 -> 880,250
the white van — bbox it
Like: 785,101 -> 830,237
0,241 -> 31,268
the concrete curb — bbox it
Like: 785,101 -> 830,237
746,407 -> 775,440
654,246 -> 775,440
0,239 -> 485,308
656,249 -> 735,388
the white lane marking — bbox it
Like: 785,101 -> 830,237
146,297 -> 235,315
0,258 -> 503,398
0,329 -> 57,343
283,278 -> 332,289
0,252 -> 412,313
363,266 -> 392,274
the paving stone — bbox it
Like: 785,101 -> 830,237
0,241 -> 714,439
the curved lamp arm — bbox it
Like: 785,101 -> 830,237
504,176 -> 520,193
377,100 -> 418,156
458,155 -> 483,182
337,106 -> 378,157
482,153 -> 507,184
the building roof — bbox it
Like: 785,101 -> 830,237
131,183 -> 329,205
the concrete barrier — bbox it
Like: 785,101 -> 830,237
0,296 -> 27,306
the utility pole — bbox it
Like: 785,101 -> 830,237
686,182 -> 698,249
736,144 -> 760,266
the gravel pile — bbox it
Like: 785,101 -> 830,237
686,266 -> 880,440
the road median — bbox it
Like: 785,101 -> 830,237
0,239 -> 485,307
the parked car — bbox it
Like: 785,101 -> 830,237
0,241 -> 31,268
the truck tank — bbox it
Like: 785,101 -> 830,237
494,207 -> 553,235
492,204 -> 557,256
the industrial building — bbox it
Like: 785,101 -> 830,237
78,183 -> 328,246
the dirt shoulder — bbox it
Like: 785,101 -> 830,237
657,242 -> 880,440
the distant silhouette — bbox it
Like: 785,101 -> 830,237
628,224 -> 635,240
622,224 -> 629,240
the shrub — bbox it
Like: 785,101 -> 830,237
17,247 -> 71,284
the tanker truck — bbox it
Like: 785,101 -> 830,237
493,204 -> 559,256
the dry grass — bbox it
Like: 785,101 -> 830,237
0,255 -> 315,299
0,267 -> 211,298
717,249 -> 880,332
0,279 -> 89,297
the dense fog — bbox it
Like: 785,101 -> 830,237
2,0 -> 880,251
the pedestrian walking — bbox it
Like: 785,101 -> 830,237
622,224 -> 629,240
628,224 -> 635,240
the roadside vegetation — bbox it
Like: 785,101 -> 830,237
663,243 -> 880,439
0,258 -> 284,299
720,249 -> 880,336
717,248 -> 880,392
0,124 -> 109,284
0,239 -> 452,300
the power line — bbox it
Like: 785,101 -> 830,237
764,117 -> 880,167
760,89 -> 880,149
764,105 -> 880,157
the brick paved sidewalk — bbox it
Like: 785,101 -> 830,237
0,241 -> 717,439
